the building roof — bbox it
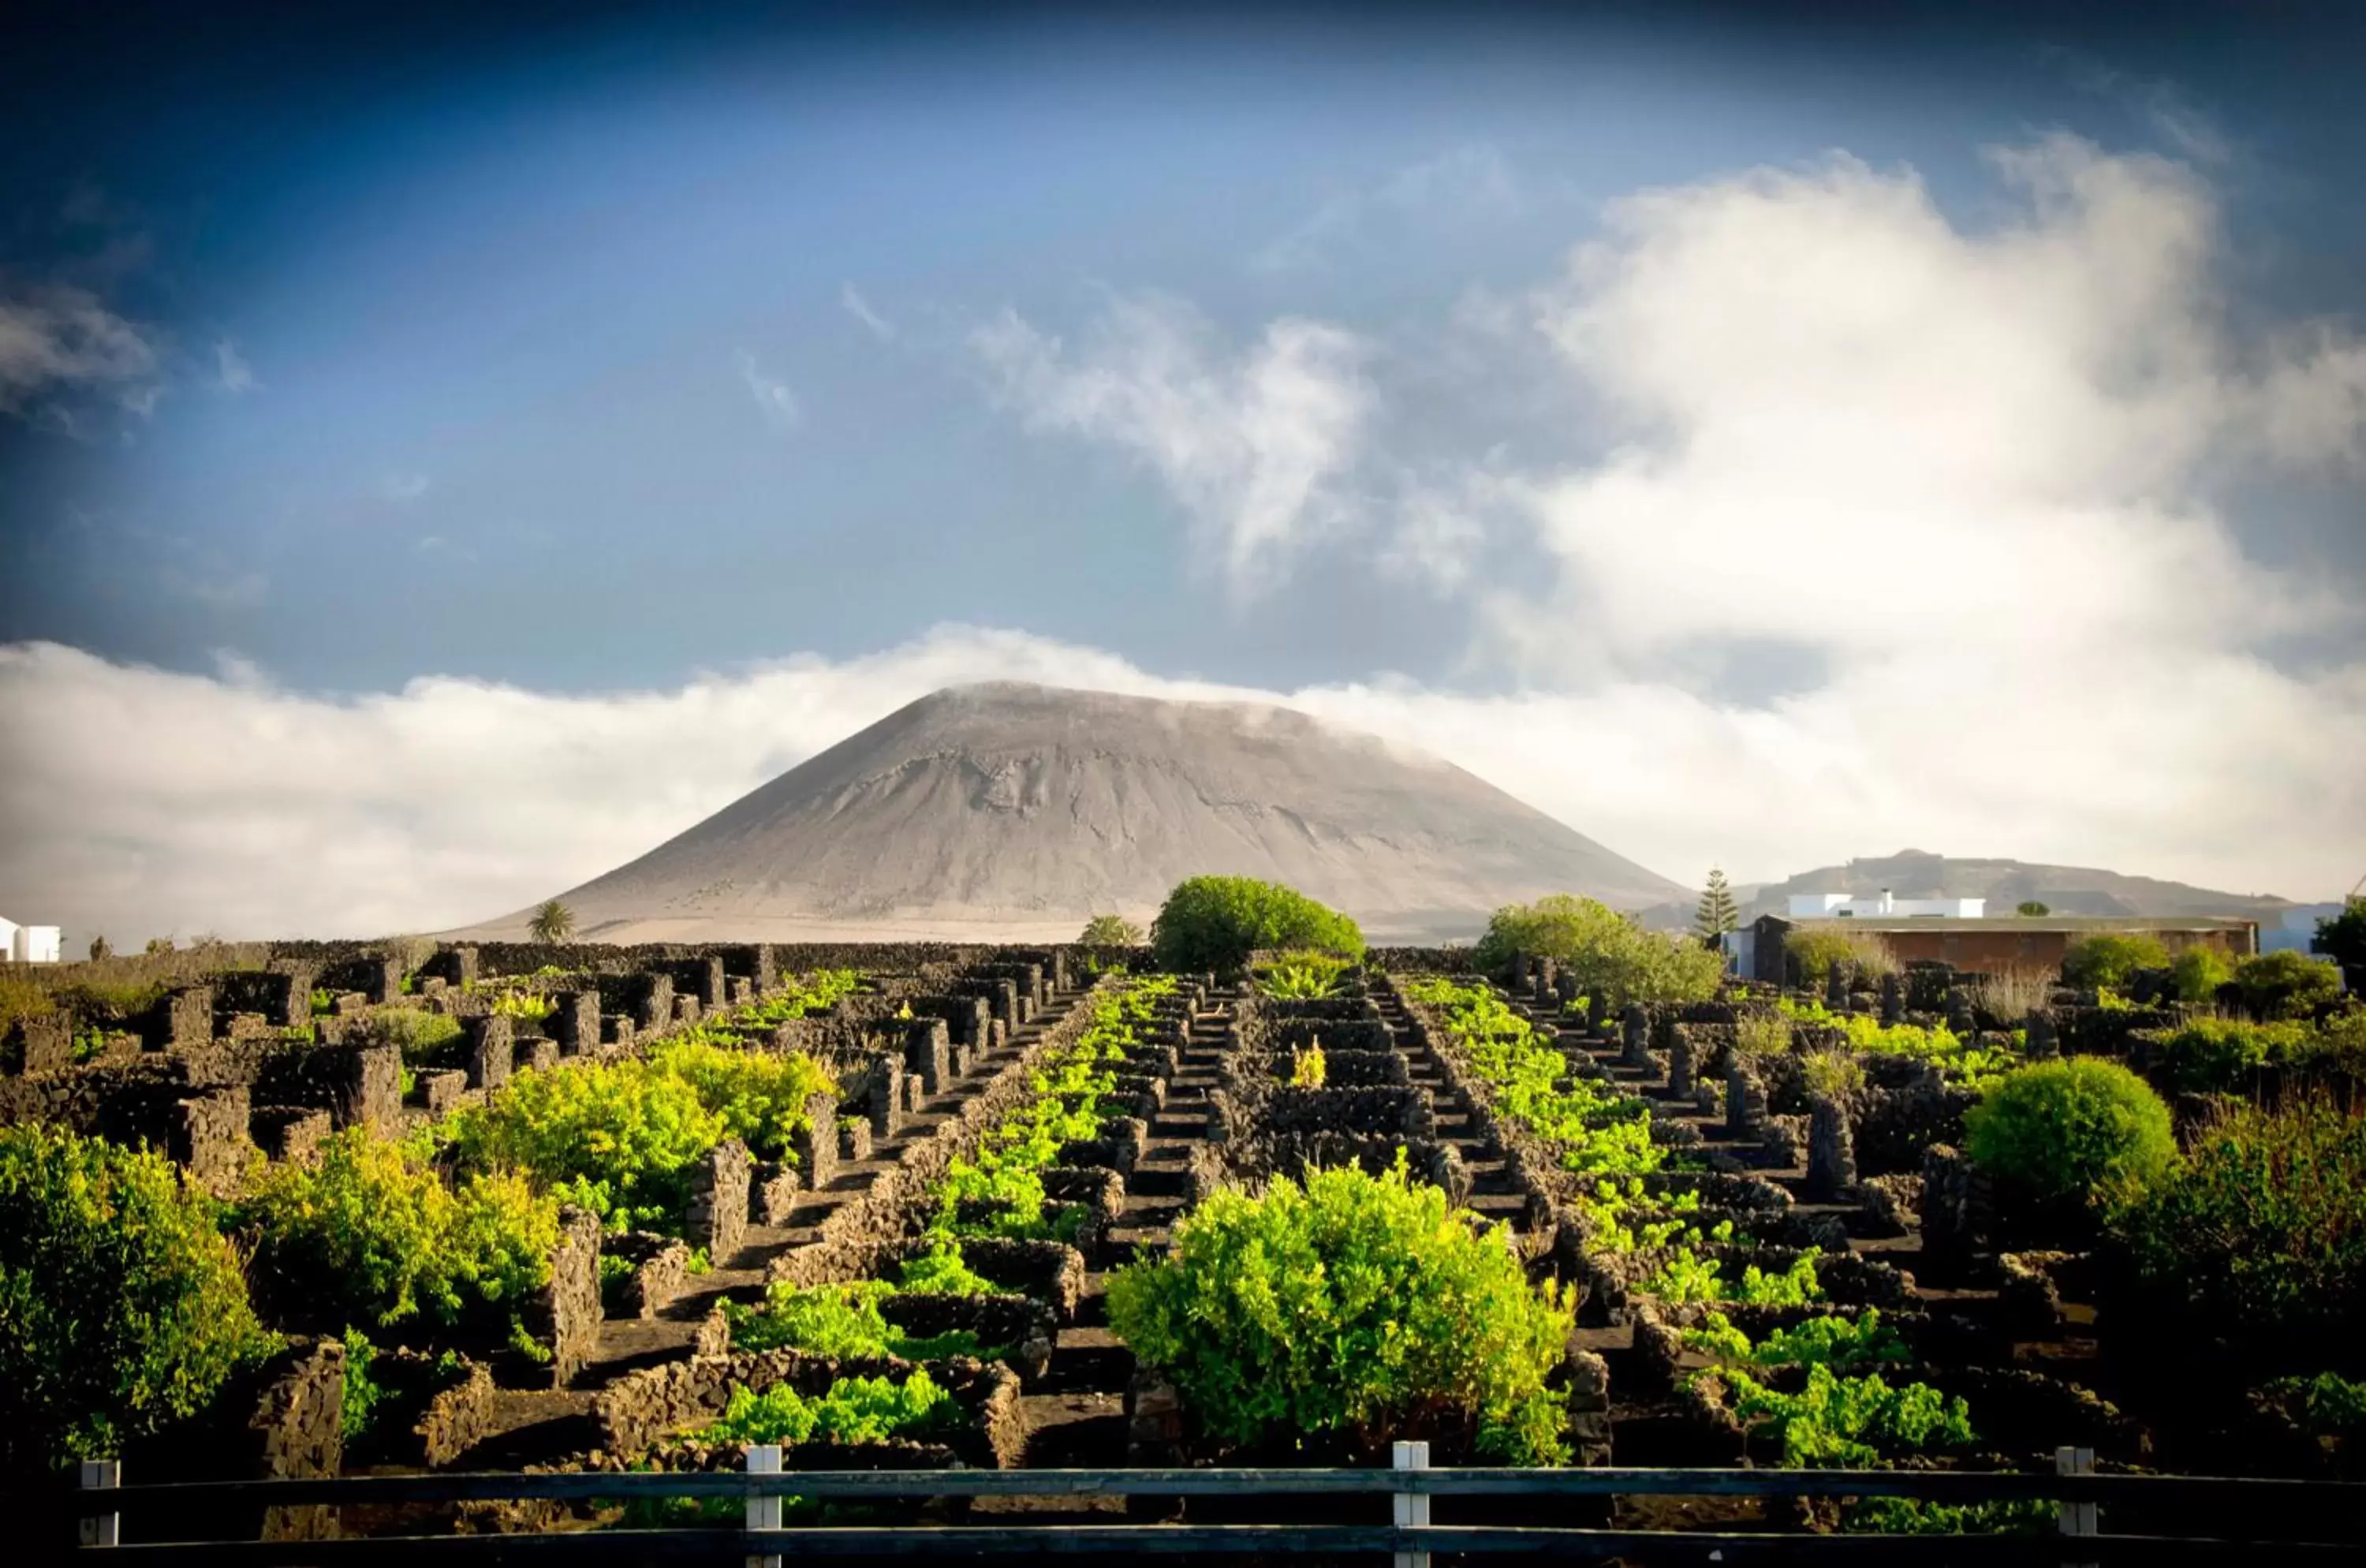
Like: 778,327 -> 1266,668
1763,914 -> 2259,934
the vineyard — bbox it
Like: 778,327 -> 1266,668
2,887 -> 2364,1560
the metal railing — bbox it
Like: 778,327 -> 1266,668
69,1444 -> 2366,1562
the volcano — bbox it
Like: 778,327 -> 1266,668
464,681 -> 1686,943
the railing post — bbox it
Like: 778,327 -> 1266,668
745,1443 -> 782,1568
2057,1444 -> 2097,1567
1392,1439 -> 1431,1568
78,1458 -> 121,1547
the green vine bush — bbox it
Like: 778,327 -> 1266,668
2149,1017 -> 2319,1096
1105,1159 -> 1577,1465
1683,1310 -> 2044,1535
1644,1251 -> 1823,1307
1475,895 -> 1723,1006
640,1043 -> 834,1163
2110,1095 -> 2366,1377
1150,876 -> 1364,973
358,1009 -> 465,1062
894,1241 -> 995,1297
1726,1362 -> 1973,1466
721,1281 -> 991,1362
340,1328 -> 385,1439
0,1126 -> 282,1468
1962,1059 -> 2174,1229
2170,946 -> 2235,1004
733,969 -> 865,1027
442,1062 -> 723,1233
1405,978 -> 1664,1175
694,1370 -> 960,1447
2232,950 -> 2344,1021
1782,928 -> 1899,987
1254,950 -> 1354,999
1681,1309 -> 1907,1372
237,1129 -> 560,1355
930,976 -> 1177,1242
1574,1179 -> 1732,1254
2061,935 -> 2171,991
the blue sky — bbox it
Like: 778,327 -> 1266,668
2,2 -> 2362,941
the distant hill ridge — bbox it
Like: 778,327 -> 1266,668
1638,848 -> 2292,930
461,681 -> 1689,943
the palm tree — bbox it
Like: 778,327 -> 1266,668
1079,913 -> 1143,945
529,899 -> 576,943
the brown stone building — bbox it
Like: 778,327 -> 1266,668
1744,914 -> 2260,983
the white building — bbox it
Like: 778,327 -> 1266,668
1786,890 -> 1985,919
0,915 -> 64,964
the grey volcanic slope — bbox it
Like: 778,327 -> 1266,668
471,682 -> 1686,943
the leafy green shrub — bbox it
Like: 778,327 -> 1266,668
644,1043 -> 834,1163
1078,913 -> 1142,946
1105,1159 -> 1575,1465
1733,1013 -> 1791,1057
2260,1372 -> 2366,1437
695,1371 -> 960,1447
1150,876 -> 1364,973
2061,934 -> 2171,991
1644,1251 -> 1823,1307
489,991 -> 554,1023
1476,894 -> 1723,1005
360,1009 -> 465,1061
0,1126 -> 282,1468
1256,950 -> 1353,999
2234,950 -> 2344,1020
2111,1095 -> 2366,1374
1405,979 -> 1663,1176
443,1060 -> 725,1231
722,1281 -> 987,1361
1784,927 -> 1899,987
239,1129 -> 559,1350
1726,1363 -> 1973,1466
894,1241 -> 995,1297
341,1328 -> 385,1439
733,969 -> 866,1027
931,976 -> 1176,1241
1682,1309 -> 1907,1372
1800,1050 -> 1864,1099
2150,1017 -> 2316,1096
2171,946 -> 2235,1004
1573,1178 -> 1732,1255
1963,1059 -> 2174,1214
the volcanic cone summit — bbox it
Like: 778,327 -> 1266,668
467,681 -> 1685,942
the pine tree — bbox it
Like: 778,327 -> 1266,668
1696,868 -> 1739,942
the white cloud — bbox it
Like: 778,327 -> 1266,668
2043,47 -> 2232,166
1256,145 -> 1521,273
382,471 -> 431,503
737,350 -> 801,430
0,285 -> 159,416
972,293 -> 1372,595
4,620 -> 2354,953
1431,132 -> 2365,891
212,338 -> 255,394
841,283 -> 896,342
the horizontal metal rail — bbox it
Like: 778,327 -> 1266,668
66,1524 -> 2366,1564
74,1464 -> 2366,1510
73,1458 -> 2366,1562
